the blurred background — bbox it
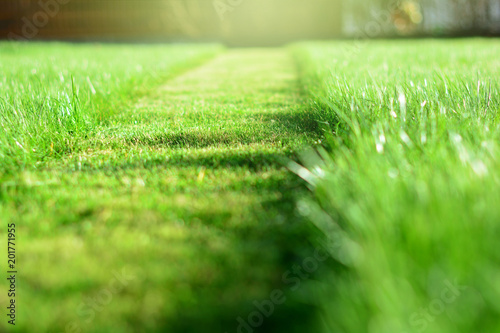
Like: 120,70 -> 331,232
0,0 -> 499,46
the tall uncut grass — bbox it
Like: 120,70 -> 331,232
0,43 -> 221,171
292,40 -> 500,333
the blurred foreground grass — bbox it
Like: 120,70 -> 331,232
291,39 -> 500,333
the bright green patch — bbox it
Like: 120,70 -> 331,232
0,42 -> 222,170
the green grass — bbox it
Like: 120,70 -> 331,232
291,39 -> 500,333
0,42 -> 222,170
0,45 -> 320,333
3,39 -> 499,333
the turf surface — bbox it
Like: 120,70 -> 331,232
0,46 -> 319,333
2,39 -> 500,333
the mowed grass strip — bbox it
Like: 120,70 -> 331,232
291,40 -> 500,333
0,48 -> 319,332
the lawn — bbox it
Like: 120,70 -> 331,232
1,39 -> 500,333
0,44 -> 320,332
291,39 -> 500,333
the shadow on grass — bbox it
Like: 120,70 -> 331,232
97,109 -> 319,150
154,177 -> 323,333
75,151 -> 290,174
146,109 -> 324,331
37,82 -> 325,333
